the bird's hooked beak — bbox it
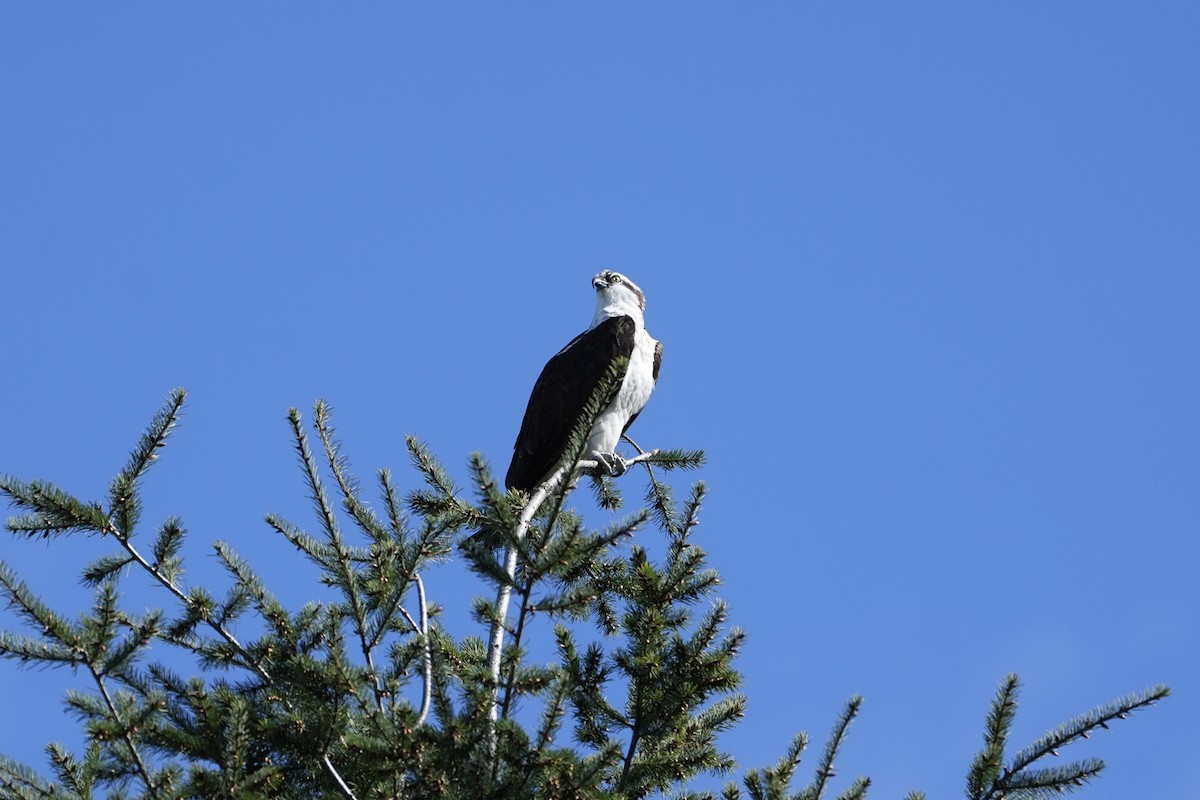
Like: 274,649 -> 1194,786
591,273 -> 609,290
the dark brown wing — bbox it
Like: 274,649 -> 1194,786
505,316 -> 636,491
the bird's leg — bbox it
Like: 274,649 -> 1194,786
590,451 -> 629,478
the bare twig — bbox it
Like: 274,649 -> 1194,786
399,574 -> 433,727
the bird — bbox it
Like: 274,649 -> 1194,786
505,270 -> 662,492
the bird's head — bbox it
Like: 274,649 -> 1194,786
592,270 -> 646,313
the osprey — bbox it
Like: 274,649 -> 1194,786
506,270 -> 663,491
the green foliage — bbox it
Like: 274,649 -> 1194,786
0,391 -> 1171,800
724,698 -> 868,800
965,675 -> 1169,800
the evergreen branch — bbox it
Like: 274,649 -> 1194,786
1007,684 -> 1169,775
86,662 -> 158,797
310,401 -> 384,713
530,512 -> 640,598
498,582 -> 533,723
644,448 -> 706,471
1,477 -> 109,538
379,467 -> 409,536
535,672 -> 570,753
508,670 -> 572,798
212,540 -> 286,635
968,679 -> 1169,800
105,526 -> 265,678
1001,760 -> 1105,798
967,673 -> 1020,800
741,731 -> 808,800
834,775 -> 870,800
557,626 -> 621,748
0,631 -> 78,665
405,435 -> 459,500
588,473 -> 623,511
118,388 -> 186,488
678,482 -> 706,545
102,610 -> 162,677
265,513 -> 333,563
801,696 -> 862,800
375,471 -> 442,732
0,562 -> 78,649
46,742 -> 101,799
3,391 -> 362,800
104,391 -> 185,545
645,468 -> 682,538
0,754 -> 61,799
374,468 -> 429,641
149,517 -> 187,585
80,553 -> 136,587
288,410 -> 345,561
108,473 -> 141,543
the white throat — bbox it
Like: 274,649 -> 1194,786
591,291 -> 645,330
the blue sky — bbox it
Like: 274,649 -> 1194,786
2,4 -> 1197,798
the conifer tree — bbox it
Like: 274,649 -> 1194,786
0,390 -> 1169,800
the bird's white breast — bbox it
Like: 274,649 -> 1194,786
586,326 -> 659,456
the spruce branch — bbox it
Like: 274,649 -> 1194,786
0,754 -> 59,800
86,661 -> 157,798
309,401 -> 386,713
0,476 -> 110,538
967,673 -> 1020,799
80,553 -> 136,587
45,742 -> 101,799
801,696 -> 863,800
288,406 -> 343,549
1001,760 -> 1105,797
108,522 -> 267,681
643,448 -> 706,471
0,630 -> 78,666
1007,684 -> 1169,774
736,731 -> 809,800
0,562 -> 77,653
834,775 -> 870,800
967,677 -> 1169,800
295,406 -> 437,728
118,387 -> 186,488
2,393 -> 362,800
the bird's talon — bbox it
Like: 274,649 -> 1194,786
593,452 -> 628,478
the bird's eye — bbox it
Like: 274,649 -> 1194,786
611,274 -> 622,283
